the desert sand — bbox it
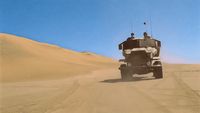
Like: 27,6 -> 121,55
0,33 -> 117,82
0,34 -> 200,113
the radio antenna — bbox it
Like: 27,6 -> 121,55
131,20 -> 134,33
150,16 -> 153,37
144,22 -> 148,33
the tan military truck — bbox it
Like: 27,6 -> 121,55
119,33 -> 163,80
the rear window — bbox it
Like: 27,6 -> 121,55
119,39 -> 160,50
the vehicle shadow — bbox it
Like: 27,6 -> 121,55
101,76 -> 156,83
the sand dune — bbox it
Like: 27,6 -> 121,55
1,33 -> 200,113
0,33 -> 117,82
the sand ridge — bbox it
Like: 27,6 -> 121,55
0,33 -> 118,82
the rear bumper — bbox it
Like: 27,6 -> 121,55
119,64 -> 162,74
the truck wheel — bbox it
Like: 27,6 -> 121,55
120,64 -> 132,80
153,67 -> 163,79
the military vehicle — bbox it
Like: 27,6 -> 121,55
118,32 -> 163,80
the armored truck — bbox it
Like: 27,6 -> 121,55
119,33 -> 163,80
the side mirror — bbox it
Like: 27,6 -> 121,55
157,41 -> 161,47
119,44 -> 122,50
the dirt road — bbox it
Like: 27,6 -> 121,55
1,65 -> 200,113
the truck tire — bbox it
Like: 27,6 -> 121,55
120,64 -> 132,80
153,66 -> 163,79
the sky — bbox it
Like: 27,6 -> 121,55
1,0 -> 200,64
